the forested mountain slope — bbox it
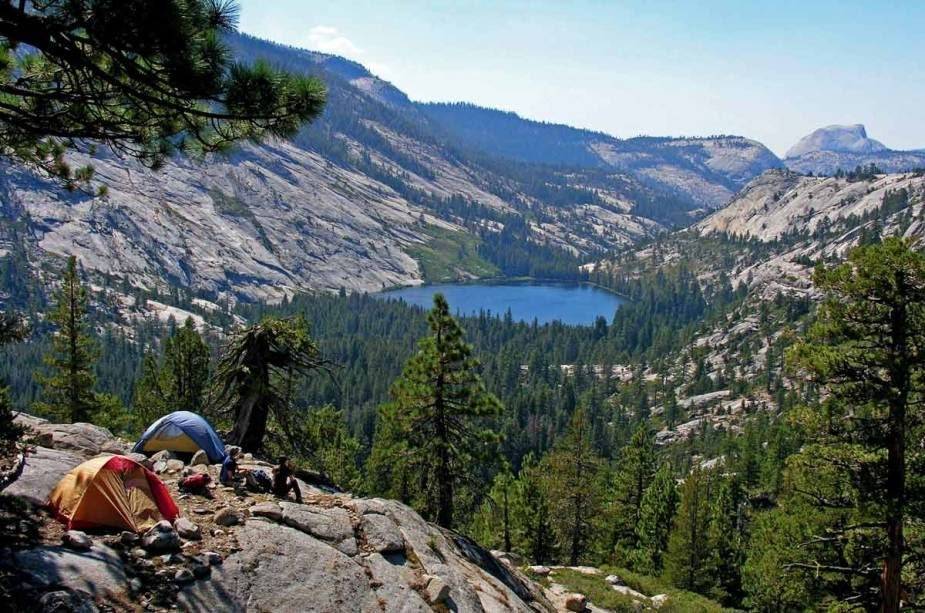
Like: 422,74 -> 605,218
419,102 -> 782,208
576,167 -> 925,450
0,34 -> 788,302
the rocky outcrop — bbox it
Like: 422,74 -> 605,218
181,496 -> 552,612
13,414 -> 124,456
2,419 -> 553,612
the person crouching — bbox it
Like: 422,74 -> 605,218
272,456 -> 303,503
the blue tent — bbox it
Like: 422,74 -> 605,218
133,411 -> 226,463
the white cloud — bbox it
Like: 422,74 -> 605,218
304,25 -> 392,80
306,25 -> 363,58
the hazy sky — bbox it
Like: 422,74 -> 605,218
237,1 -> 925,156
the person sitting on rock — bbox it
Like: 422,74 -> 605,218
220,447 -> 245,486
272,456 -> 303,503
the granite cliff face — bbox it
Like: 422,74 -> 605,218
0,34 -> 791,302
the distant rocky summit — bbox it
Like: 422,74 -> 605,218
784,124 -> 925,175
785,124 -> 887,158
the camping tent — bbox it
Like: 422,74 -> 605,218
133,411 -> 226,463
48,455 -> 180,532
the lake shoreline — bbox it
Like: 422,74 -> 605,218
377,276 -> 628,300
374,278 -> 625,326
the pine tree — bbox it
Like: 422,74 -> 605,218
665,466 -> 714,593
470,467 -> 516,552
788,238 -> 925,611
0,0 -> 326,186
161,318 -> 210,413
133,317 -> 210,426
35,257 -> 98,422
212,316 -> 324,452
606,424 -> 657,561
369,294 -> 502,529
545,407 -> 604,565
0,314 -> 27,449
512,453 -> 555,564
633,462 -> 679,573
707,476 -> 745,603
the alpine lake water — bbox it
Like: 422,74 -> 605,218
376,280 -> 624,326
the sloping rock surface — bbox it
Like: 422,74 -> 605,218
2,418 -> 553,612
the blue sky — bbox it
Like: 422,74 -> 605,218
237,1 -> 925,156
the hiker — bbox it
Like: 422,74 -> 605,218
220,447 -> 245,486
272,456 -> 303,503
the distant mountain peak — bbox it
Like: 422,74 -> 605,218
785,124 -> 887,158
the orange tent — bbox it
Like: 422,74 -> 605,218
48,455 -> 180,532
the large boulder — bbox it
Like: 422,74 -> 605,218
5,544 -> 127,599
11,418 -> 117,455
4,446 -> 84,504
280,502 -> 357,556
359,512 -> 404,554
179,520 -> 381,612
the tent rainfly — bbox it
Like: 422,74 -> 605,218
133,410 -> 227,463
48,455 -> 180,532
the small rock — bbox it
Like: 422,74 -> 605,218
527,565 -> 551,576
30,432 -> 55,447
191,561 -> 211,579
214,507 -> 242,527
149,450 -> 177,463
130,547 -> 148,559
174,517 -> 202,540
243,453 -> 253,461
249,502 -> 283,522
201,551 -> 223,566
491,550 -> 525,568
605,574 -> 625,586
142,520 -> 180,552
210,528 -> 225,537
39,589 -> 98,613
165,459 -> 185,473
174,568 -> 195,584
193,506 -> 210,515
651,594 -> 670,609
361,513 -> 404,553
160,553 -> 184,564
190,449 -> 209,466
423,575 -> 450,604
564,593 -> 587,612
121,531 -> 139,546
62,530 -> 92,551
127,452 -> 150,465
153,460 -> 168,474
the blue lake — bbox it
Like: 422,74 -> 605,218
378,281 -> 624,326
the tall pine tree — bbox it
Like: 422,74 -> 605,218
545,407 -> 604,565
369,294 -> 502,529
789,238 -> 925,611
35,257 -> 98,422
665,466 -> 714,593
633,462 -> 679,573
605,424 -> 657,561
